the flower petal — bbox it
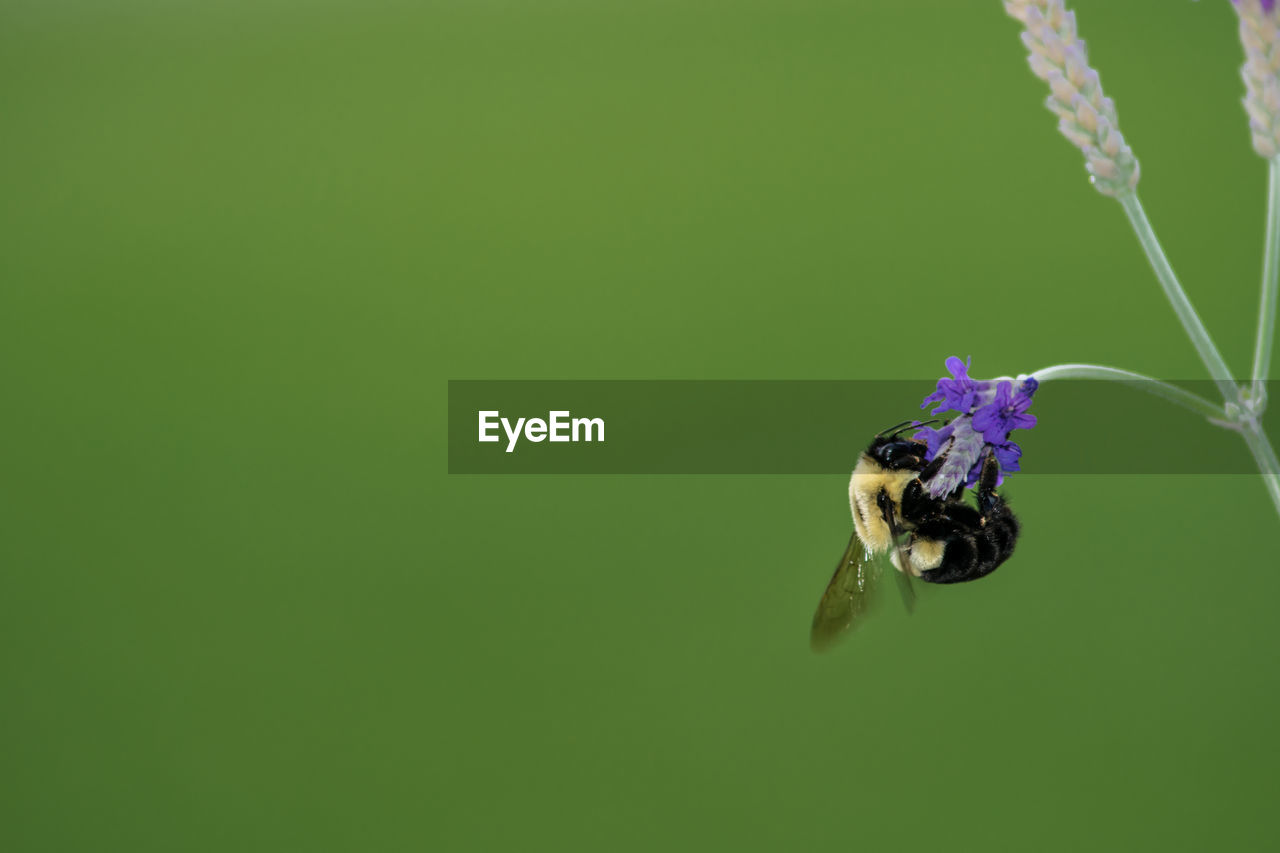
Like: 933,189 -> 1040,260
1009,412 -> 1038,431
944,356 -> 969,379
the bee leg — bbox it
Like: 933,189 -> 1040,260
974,453 -> 1004,515
976,452 -> 1000,494
917,453 -> 947,484
897,479 -> 936,525
916,434 -> 958,486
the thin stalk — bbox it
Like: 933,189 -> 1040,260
1252,420 -> 1280,475
1023,363 -> 1227,421
1241,421 -> 1280,518
1028,363 -> 1280,519
1118,193 -> 1241,407
1252,157 -> 1280,403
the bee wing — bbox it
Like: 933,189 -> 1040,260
810,530 -> 881,652
891,552 -> 917,613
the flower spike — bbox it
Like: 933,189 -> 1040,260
913,357 -> 1039,498
1004,0 -> 1140,197
1233,0 -> 1280,158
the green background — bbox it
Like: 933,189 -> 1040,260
3,1 -> 1276,850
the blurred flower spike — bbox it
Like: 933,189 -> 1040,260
1236,1 -> 1278,16
1003,0 -> 1140,196
1233,0 -> 1280,157
914,357 -> 1039,499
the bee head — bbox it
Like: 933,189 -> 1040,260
866,434 -> 928,471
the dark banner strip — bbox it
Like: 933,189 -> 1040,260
447,380 -> 1277,474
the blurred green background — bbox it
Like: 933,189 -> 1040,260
3,1 -> 1277,850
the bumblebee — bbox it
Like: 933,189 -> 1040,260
810,422 -> 1020,651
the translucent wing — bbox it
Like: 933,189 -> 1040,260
891,553 -> 917,614
810,531 -> 881,652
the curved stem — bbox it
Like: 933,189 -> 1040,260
1252,157 -> 1280,402
1118,193 -> 1242,406
1028,363 -> 1280,520
1021,363 -> 1228,421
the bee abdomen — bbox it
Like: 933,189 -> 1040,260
918,497 -> 1019,585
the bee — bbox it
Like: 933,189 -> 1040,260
810,421 -> 1021,651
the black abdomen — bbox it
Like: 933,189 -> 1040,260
917,495 -> 1020,585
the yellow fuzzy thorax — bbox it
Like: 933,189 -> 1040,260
848,454 -> 917,555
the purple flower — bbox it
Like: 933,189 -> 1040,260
917,415 -> 984,498
912,358 -> 1039,497
972,379 -> 1038,444
914,421 -> 955,460
1233,1 -> 1277,13
990,441 -> 1022,473
920,356 -> 989,416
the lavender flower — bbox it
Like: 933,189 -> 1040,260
1232,0 -> 1280,158
991,441 -> 1023,473
972,378 -> 1039,443
1236,1 -> 1278,16
921,356 -> 982,415
1003,0 -> 1140,197
918,416 -> 990,497
913,357 -> 1038,498
917,420 -> 956,459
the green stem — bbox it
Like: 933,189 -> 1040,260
1241,421 -> 1280,519
1252,157 -> 1280,403
1029,363 -> 1280,520
1025,363 -> 1227,421
1118,193 -> 1242,407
